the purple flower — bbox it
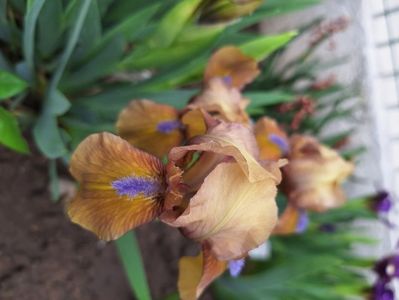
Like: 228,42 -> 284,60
296,210 -> 309,233
228,258 -> 245,277
373,280 -> 394,300
374,255 -> 399,281
372,191 -> 393,214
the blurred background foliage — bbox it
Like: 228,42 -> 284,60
0,0 -> 379,299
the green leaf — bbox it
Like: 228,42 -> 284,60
97,0 -> 115,16
0,107 -> 29,153
10,0 -> 26,13
105,0 -> 168,23
61,36 -> 124,91
33,112 -> 67,158
239,31 -> 297,61
99,3 -> 160,48
0,51 -> 12,72
0,70 -> 28,100
115,232 -> 151,300
37,0 -> 63,58
47,89 -> 71,115
71,86 -> 197,118
34,0 -> 91,158
120,25 -> 222,70
0,0 -> 10,42
150,0 -> 202,48
341,146 -> 367,161
261,0 -> 321,13
223,0 -> 319,34
50,0 -> 92,89
70,0 -> 102,64
23,0 -> 46,76
246,90 -> 294,109
321,130 -> 353,148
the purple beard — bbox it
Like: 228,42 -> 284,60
156,120 -> 182,134
112,177 -> 161,198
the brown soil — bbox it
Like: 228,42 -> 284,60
0,143 -> 211,300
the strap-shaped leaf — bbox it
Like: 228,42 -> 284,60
23,0 -> 46,77
239,31 -> 297,61
34,0 -> 91,158
0,0 -> 10,42
120,24 -> 224,71
37,0 -> 63,58
115,232 -> 151,300
150,0 -> 202,48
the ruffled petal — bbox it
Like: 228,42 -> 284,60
116,99 -> 184,158
68,132 -> 165,240
283,135 -> 354,212
204,46 -> 260,89
169,121 -> 280,184
254,117 -> 289,160
188,78 -> 250,124
169,162 -> 278,260
160,162 -> 190,223
178,244 -> 227,300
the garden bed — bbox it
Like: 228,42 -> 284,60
0,142 -> 207,300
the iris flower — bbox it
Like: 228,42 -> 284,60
116,99 -> 184,158
371,254 -> 399,300
204,46 -> 260,89
282,135 -> 354,212
67,114 -> 282,300
188,77 -> 251,125
254,117 -> 290,161
370,191 -> 393,214
116,47 -> 259,158
188,46 -> 260,124
371,280 -> 394,300
375,255 -> 399,281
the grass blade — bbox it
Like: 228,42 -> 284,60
33,0 -> 92,158
48,0 -> 92,91
115,232 -> 151,300
23,0 -> 46,77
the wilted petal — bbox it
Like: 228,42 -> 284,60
283,135 -> 354,212
254,117 -> 289,160
188,78 -> 250,124
178,244 -> 227,300
160,162 -> 190,223
169,162 -> 278,260
68,133 -> 165,240
169,121 -> 280,184
204,46 -> 260,89
116,99 -> 184,158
